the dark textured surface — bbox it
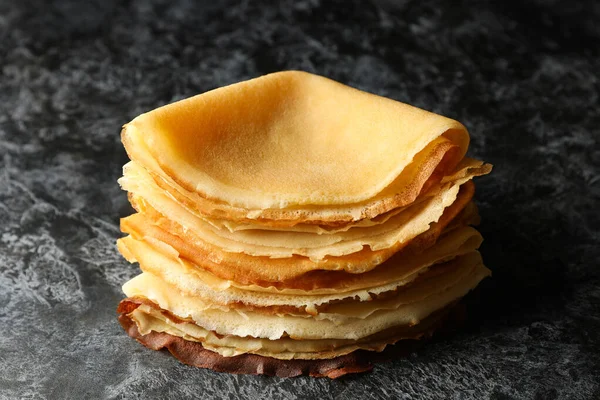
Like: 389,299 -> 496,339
1,0 -> 599,398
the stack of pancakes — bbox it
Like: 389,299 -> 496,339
116,71 -> 492,378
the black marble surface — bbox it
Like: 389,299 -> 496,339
1,0 -> 599,398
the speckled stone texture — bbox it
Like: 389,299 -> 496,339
1,0 -> 599,398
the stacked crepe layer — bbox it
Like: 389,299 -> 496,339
116,71 -> 492,375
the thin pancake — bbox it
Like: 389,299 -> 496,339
119,180 -> 476,286
121,253 -> 490,340
121,298 -> 458,360
121,71 -> 470,211
118,300 -> 467,378
120,252 -> 479,322
117,226 -> 482,308
138,146 -> 490,226
122,163 -> 462,259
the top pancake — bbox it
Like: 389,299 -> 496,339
122,71 -> 470,212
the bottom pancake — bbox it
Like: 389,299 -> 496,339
117,298 -> 464,378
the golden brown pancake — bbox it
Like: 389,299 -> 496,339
120,253 -> 489,341
117,235 -> 484,311
119,180 -> 478,286
118,299 -> 466,378
122,71 -> 471,211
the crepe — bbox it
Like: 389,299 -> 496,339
123,126 -> 489,225
120,161 -> 484,260
115,71 -> 493,377
117,226 -> 483,309
119,178 -> 478,285
118,299 -> 466,378
121,253 -> 489,341
122,71 -> 469,210
119,297 -> 460,362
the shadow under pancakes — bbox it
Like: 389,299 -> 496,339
463,175 -> 573,331
469,222 -> 568,327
